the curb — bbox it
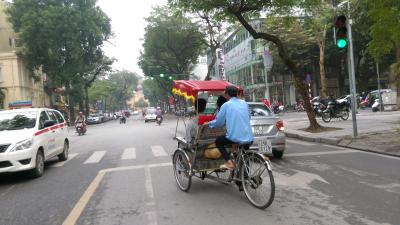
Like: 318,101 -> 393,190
285,131 -> 400,158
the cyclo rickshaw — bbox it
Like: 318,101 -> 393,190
171,80 -> 275,209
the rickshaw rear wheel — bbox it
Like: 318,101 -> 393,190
241,153 -> 275,209
173,150 -> 192,192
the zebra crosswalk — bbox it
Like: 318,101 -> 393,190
50,145 -> 169,168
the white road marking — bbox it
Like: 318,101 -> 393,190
146,211 -> 158,225
51,153 -> 78,167
285,150 -> 358,157
151,145 -> 168,157
121,148 -> 136,160
145,167 -> 158,225
287,139 -> 316,146
84,151 -> 106,164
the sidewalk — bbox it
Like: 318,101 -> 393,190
283,110 -> 400,157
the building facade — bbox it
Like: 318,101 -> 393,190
210,20 -> 297,105
0,0 -> 50,110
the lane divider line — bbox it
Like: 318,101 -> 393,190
145,167 -> 158,225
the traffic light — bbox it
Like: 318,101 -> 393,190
160,73 -> 164,78
335,15 -> 347,49
168,76 -> 173,80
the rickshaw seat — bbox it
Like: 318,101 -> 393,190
198,115 -> 215,125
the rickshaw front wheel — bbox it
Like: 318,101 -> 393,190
173,150 -> 192,192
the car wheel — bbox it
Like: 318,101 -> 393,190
145,120 -> 148,123
272,149 -> 283,159
29,150 -> 45,178
58,141 -> 69,161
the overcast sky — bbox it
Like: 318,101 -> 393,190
97,0 -> 167,76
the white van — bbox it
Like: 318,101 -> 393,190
0,108 -> 69,178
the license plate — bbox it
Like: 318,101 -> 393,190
258,140 -> 272,153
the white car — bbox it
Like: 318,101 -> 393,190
144,108 -> 157,122
0,108 -> 69,178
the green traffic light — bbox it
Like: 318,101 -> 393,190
337,38 -> 347,49
160,73 -> 164,78
168,76 -> 172,80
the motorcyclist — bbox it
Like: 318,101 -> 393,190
75,112 -> 86,126
156,107 -> 163,118
75,112 -> 87,133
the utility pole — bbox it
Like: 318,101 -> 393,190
346,1 -> 358,138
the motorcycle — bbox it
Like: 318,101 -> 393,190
156,116 -> 163,125
322,99 -> 350,123
311,97 -> 327,117
120,117 -> 126,124
75,122 -> 86,136
371,99 -> 383,112
294,101 -> 305,112
271,102 -> 284,114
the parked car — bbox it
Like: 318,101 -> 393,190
144,108 -> 157,122
0,108 -> 69,178
132,111 -> 139,116
248,102 -> 286,159
87,113 -> 102,124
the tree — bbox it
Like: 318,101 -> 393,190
82,57 -> 113,116
142,79 -> 167,107
7,0 -> 112,118
88,79 -> 117,112
109,71 -> 139,108
136,98 -> 149,109
138,6 -> 205,106
302,2 -> 333,98
365,0 -> 400,105
197,12 -> 222,80
170,0 -> 323,131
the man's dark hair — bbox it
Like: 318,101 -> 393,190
225,85 -> 238,97
216,96 -> 227,109
195,98 -> 207,113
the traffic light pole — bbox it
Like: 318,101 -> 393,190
345,2 -> 358,138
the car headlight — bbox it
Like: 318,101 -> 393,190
10,139 -> 33,152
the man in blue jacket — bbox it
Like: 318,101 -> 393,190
207,85 -> 253,170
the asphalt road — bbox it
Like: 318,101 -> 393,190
0,115 -> 399,225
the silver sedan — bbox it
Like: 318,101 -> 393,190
248,102 -> 286,158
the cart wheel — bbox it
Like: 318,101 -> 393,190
241,152 -> 275,209
173,150 -> 192,192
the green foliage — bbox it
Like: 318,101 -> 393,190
138,6 -> 205,79
365,0 -> 400,61
142,79 -> 168,107
88,70 -> 138,110
109,71 -> 139,105
6,0 -> 112,87
136,98 -> 149,108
